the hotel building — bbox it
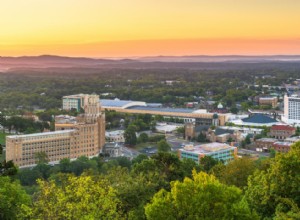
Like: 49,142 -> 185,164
283,94 -> 300,124
6,94 -> 105,167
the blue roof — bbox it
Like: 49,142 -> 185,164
128,106 -> 194,113
242,114 -> 278,124
100,99 -> 133,107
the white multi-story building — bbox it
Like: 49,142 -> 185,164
62,94 -> 90,111
283,94 -> 300,125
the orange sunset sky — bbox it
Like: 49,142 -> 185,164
1,0 -> 300,57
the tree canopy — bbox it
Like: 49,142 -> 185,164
145,171 -> 259,220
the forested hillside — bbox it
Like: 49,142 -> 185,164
1,142 -> 300,219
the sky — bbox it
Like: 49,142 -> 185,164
1,0 -> 300,57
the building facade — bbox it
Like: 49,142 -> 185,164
269,125 -> 296,140
272,141 -> 292,153
6,94 -> 106,167
284,94 -> 300,124
62,94 -> 90,111
255,138 -> 278,152
178,143 -> 237,164
259,97 -> 278,108
105,130 -> 125,143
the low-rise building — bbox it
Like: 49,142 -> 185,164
207,127 -> 242,143
102,143 -> 122,157
259,97 -> 278,108
178,142 -> 237,164
105,130 -> 125,143
155,123 -> 180,133
272,141 -> 292,153
255,138 -> 278,152
219,126 -> 263,136
185,123 -> 210,140
284,136 -> 300,144
269,125 -> 296,140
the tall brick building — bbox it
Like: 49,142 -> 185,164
6,94 -> 105,167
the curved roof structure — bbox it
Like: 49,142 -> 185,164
242,114 -> 278,124
100,99 -> 146,109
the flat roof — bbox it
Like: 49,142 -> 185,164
7,130 -> 75,139
256,138 -> 278,142
127,106 -> 195,113
285,136 -> 300,142
273,141 -> 292,146
219,126 -> 263,132
63,94 -> 88,98
180,142 -> 235,155
101,99 -> 134,107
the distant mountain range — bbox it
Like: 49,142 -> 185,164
1,55 -> 300,71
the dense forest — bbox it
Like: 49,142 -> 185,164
1,142 -> 300,219
0,62 -> 299,111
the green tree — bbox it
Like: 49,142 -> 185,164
197,132 -> 207,142
137,133 -> 148,143
131,154 -> 148,165
59,158 -> 72,173
0,160 -> 18,176
132,153 -> 184,190
157,139 -> 171,152
34,152 -> 49,164
145,171 -> 259,220
104,167 -> 159,220
200,156 -> 219,173
245,141 -> 300,218
215,157 -> 257,189
245,135 -> 251,144
124,125 -> 137,145
32,174 -> 123,219
0,176 -> 32,219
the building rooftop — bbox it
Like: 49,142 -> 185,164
128,106 -> 195,113
195,125 -> 210,133
63,94 -> 88,98
256,138 -> 278,142
273,141 -> 292,147
215,127 -> 235,135
219,126 -> 263,132
180,142 -> 235,154
105,130 -> 124,136
259,97 -> 277,100
100,98 -> 147,108
285,136 -> 300,143
271,125 -> 296,131
242,114 -> 278,124
55,115 -> 78,124
7,130 -> 75,139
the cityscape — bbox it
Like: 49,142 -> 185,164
1,0 -> 300,219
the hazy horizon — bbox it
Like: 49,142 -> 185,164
1,0 -> 300,57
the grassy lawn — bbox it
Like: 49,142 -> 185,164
134,142 -> 158,150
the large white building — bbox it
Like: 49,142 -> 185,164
62,94 -> 90,111
283,94 -> 300,125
